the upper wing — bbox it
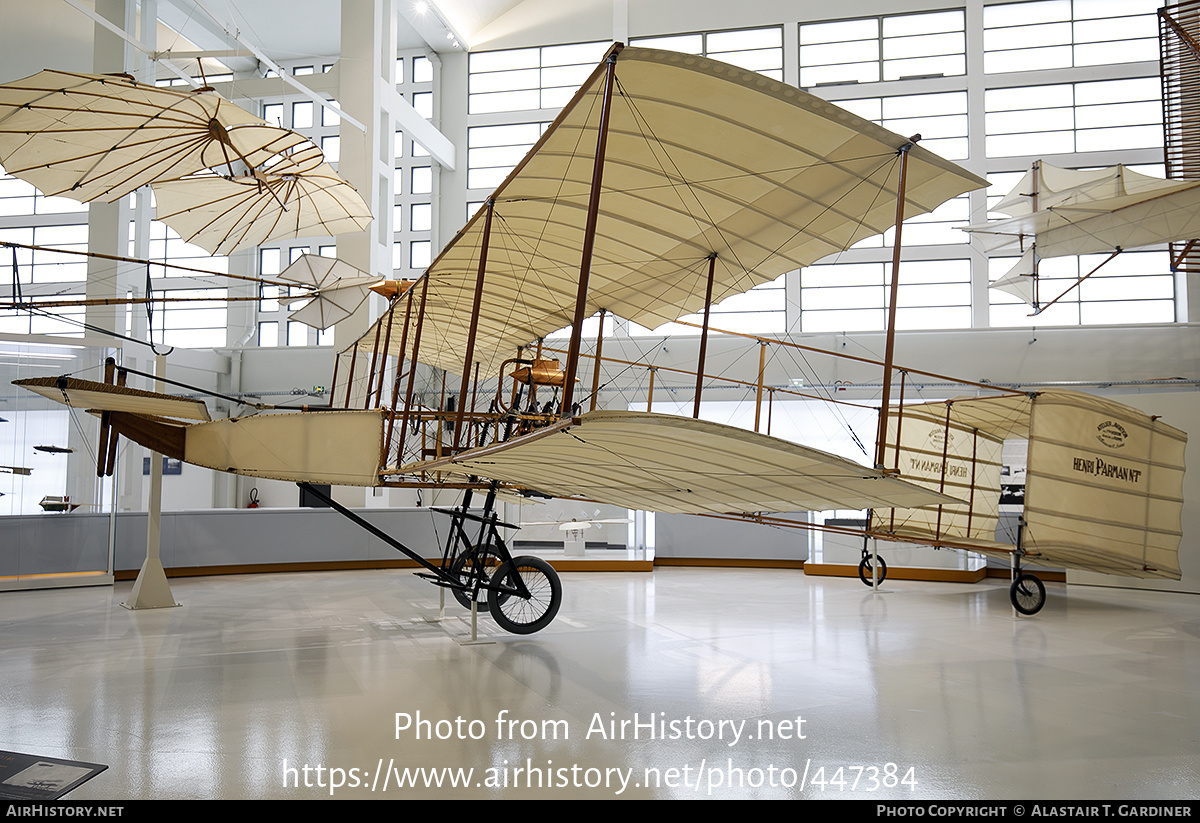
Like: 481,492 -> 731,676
363,45 -> 986,375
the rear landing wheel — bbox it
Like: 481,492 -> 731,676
1010,573 -> 1046,615
858,556 -> 887,586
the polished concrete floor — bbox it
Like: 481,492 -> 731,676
1,566 -> 1197,800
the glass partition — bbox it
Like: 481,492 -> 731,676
0,337 -> 117,590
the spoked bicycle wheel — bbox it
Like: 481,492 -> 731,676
488,556 -> 562,635
1009,573 -> 1046,615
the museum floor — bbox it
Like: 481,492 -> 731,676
1,566 -> 1196,800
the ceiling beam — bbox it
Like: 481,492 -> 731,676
158,0 -> 366,132
59,0 -> 198,86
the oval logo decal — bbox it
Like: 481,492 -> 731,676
1096,420 -> 1128,449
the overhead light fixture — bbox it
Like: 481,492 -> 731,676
407,0 -> 468,51
0,351 -> 79,360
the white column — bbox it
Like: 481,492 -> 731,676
85,0 -> 133,342
337,0 -> 399,507
338,0 -> 398,301
70,0 -> 134,510
122,355 -> 179,609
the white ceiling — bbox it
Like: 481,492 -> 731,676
156,0 -> 528,63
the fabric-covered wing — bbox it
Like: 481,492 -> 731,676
14,376 -> 212,421
876,396 -> 1017,545
965,160 -> 1200,256
1023,391 -> 1186,579
0,69 -> 307,203
991,163 -> 1183,218
967,185 -> 1200,256
152,158 -> 371,256
364,45 -> 986,375
404,410 -> 958,515
989,247 -> 1038,305
277,254 -> 376,331
875,390 -> 1187,580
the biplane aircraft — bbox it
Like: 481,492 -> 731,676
6,45 -> 1188,629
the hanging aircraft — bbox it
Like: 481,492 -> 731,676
7,46 -> 1189,627
964,160 -> 1200,314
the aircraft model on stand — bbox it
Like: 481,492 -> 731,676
10,46 -> 1188,628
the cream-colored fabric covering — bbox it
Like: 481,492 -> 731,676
990,247 -> 1038,306
877,400 -> 1005,543
966,161 -> 1200,257
152,155 -> 371,256
14,376 -> 211,421
357,46 -> 986,377
0,69 -> 306,204
404,410 -> 958,515
878,390 -> 1187,579
277,255 -> 377,331
15,377 -> 386,485
1023,392 -> 1185,579
184,410 -> 386,485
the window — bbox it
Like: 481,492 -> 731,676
467,123 -> 542,190
321,135 -> 340,163
468,41 -> 609,114
413,56 -> 433,83
984,0 -> 1160,74
799,260 -> 972,332
321,101 -> 340,127
0,5 -> 1183,363
800,10 -> 965,87
394,51 -> 434,279
411,167 -> 432,195
412,92 -> 433,119
292,101 -> 314,129
410,240 -> 431,269
411,203 -> 431,232
466,28 -> 785,198
985,77 -> 1162,157
157,288 -> 227,349
989,250 -> 1175,327
807,3 -> 1172,329
834,91 -> 969,161
681,275 -> 787,335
